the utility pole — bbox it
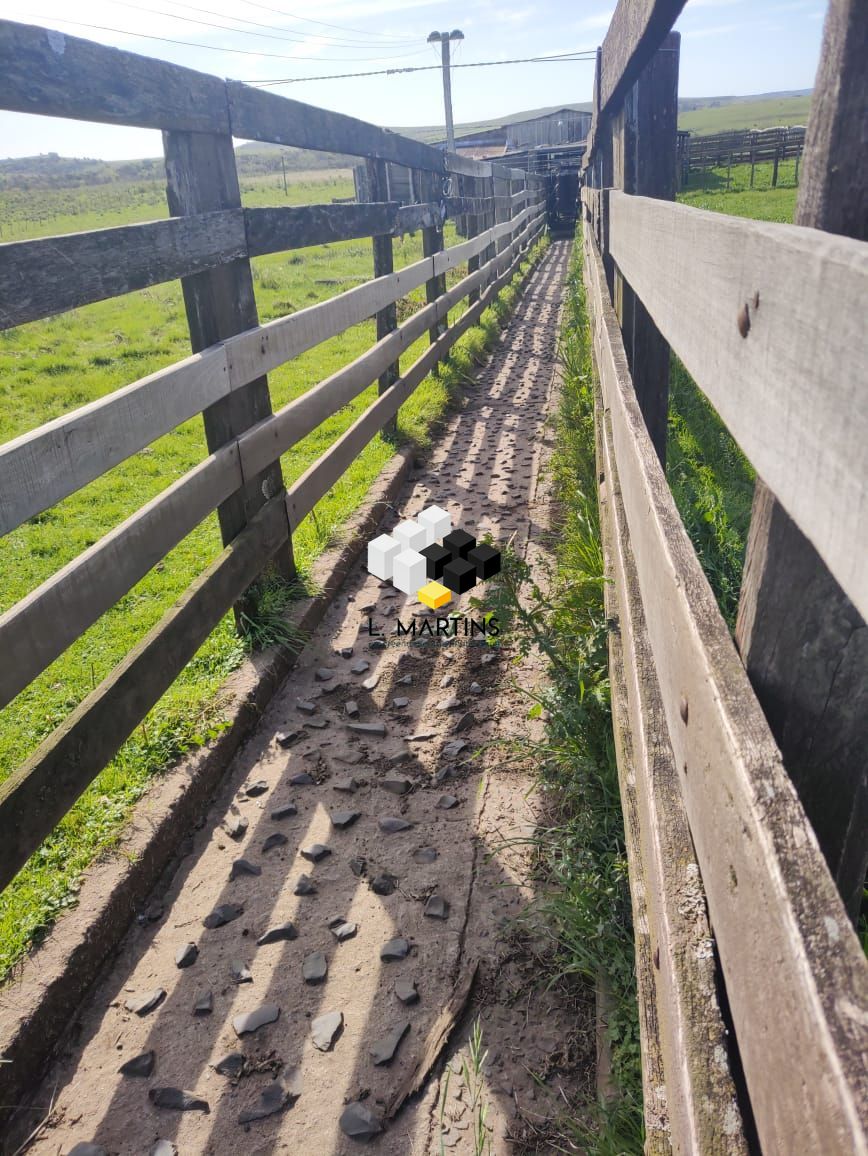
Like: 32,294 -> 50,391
428,29 -> 464,152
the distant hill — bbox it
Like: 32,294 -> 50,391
396,90 -> 812,143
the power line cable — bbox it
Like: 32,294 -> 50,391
237,0 -> 414,42
114,0 -> 422,49
248,50 -> 597,86
18,14 -> 430,62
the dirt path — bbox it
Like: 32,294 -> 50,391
24,239 -> 587,1156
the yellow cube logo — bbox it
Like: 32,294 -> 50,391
417,580 -> 452,610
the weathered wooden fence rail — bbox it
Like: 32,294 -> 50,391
0,19 -> 546,892
581,0 -> 868,1153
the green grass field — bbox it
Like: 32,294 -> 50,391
678,93 -> 811,135
0,170 -> 542,980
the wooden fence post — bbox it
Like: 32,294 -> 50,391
162,128 -> 294,588
467,175 -> 482,305
366,157 -> 399,434
735,0 -> 868,921
611,32 -> 680,465
420,168 -> 447,346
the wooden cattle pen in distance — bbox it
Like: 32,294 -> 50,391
0,12 -> 546,989
581,0 -> 867,1152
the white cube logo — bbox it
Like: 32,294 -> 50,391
393,519 -> 428,553
418,505 -> 451,543
392,548 -> 427,596
367,533 -> 402,580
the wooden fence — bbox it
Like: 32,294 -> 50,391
0,20 -> 546,893
684,126 -> 806,187
581,1 -> 867,1153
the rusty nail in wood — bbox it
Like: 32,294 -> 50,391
679,696 -> 689,724
737,302 -> 751,338
752,289 -> 760,310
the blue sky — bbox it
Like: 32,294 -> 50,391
1,0 -> 826,160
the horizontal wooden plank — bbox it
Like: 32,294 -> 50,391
608,190 -> 868,622
596,370 -> 748,1152
395,203 -> 442,232
244,202 -> 399,256
0,346 -> 230,537
286,217 -> 539,528
228,81 -> 443,172
0,495 -> 288,894
0,19 -> 228,132
224,216 -> 514,389
585,228 -> 868,1155
238,209 -> 543,479
0,210 -> 246,331
0,445 -> 241,712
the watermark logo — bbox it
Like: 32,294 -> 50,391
367,505 -> 501,609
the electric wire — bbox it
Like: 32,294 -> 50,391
113,0 -> 422,49
18,14 -> 431,62
248,50 -> 597,86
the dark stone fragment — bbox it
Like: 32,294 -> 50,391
294,874 -> 317,896
339,646 -> 354,658
233,1003 -> 280,1036
263,832 -> 288,853
149,1087 -> 209,1113
379,816 -> 413,833
424,895 -> 450,920
388,750 -> 413,766
119,1050 -> 155,1077
395,979 -> 419,1005
437,795 -> 459,810
382,777 -> 412,795
371,1021 -> 410,1065
230,960 -> 253,984
349,856 -> 367,877
290,771 -> 315,786
330,920 -> 358,942
392,697 -> 410,708
214,1052 -> 245,1078
305,717 -> 329,729
350,659 -> 370,674
370,873 -> 397,896
311,1010 -> 343,1051
193,990 -> 213,1015
296,700 -> 318,715
271,802 -> 297,820
276,730 -> 302,748
238,1070 -> 301,1123
303,950 -> 328,984
369,639 -> 387,650
230,858 -> 262,880
175,942 -> 198,969
344,700 -> 360,718
347,721 -> 386,737
454,712 -> 476,734
203,903 -> 243,929
380,937 -> 410,961
436,696 -> 463,713
242,779 -> 269,797
223,810 -> 248,840
315,668 -> 336,681
330,809 -> 361,830
300,843 -> 331,863
334,776 -> 358,792
413,847 -> 439,864
68,1146 -> 108,1156
257,921 -> 297,946
124,988 -> 166,1016
339,1101 -> 383,1141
